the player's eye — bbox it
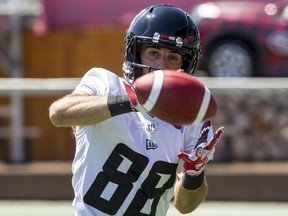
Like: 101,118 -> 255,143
169,55 -> 179,61
168,54 -> 183,64
148,49 -> 160,58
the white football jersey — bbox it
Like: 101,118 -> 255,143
71,68 -> 213,216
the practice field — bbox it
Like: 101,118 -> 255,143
0,201 -> 287,216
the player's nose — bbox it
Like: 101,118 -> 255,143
156,58 -> 169,70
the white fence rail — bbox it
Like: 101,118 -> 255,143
0,77 -> 288,94
0,77 -> 288,163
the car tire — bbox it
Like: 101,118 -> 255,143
205,40 -> 256,77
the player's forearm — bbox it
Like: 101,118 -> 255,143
49,94 -> 111,127
173,173 -> 207,214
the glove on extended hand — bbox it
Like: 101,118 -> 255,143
178,120 -> 224,177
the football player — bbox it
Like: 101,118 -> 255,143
49,4 -> 224,216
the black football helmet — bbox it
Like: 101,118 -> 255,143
123,4 -> 201,83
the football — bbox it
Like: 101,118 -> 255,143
133,70 -> 217,125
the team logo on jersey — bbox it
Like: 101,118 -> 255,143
145,121 -> 158,133
146,139 -> 158,150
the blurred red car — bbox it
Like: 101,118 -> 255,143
191,0 -> 288,77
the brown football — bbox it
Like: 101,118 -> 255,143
133,70 -> 217,125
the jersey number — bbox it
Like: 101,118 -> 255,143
84,143 -> 177,215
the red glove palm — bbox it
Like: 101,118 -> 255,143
178,120 -> 224,177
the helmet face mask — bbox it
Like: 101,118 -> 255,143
123,4 -> 201,83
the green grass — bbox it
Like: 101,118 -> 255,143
0,200 -> 73,216
0,200 -> 287,216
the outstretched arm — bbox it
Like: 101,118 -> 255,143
49,84 -> 146,128
174,161 -> 207,214
174,121 -> 224,213
49,93 -> 112,127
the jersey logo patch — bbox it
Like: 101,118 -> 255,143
146,139 -> 158,150
145,121 -> 158,133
